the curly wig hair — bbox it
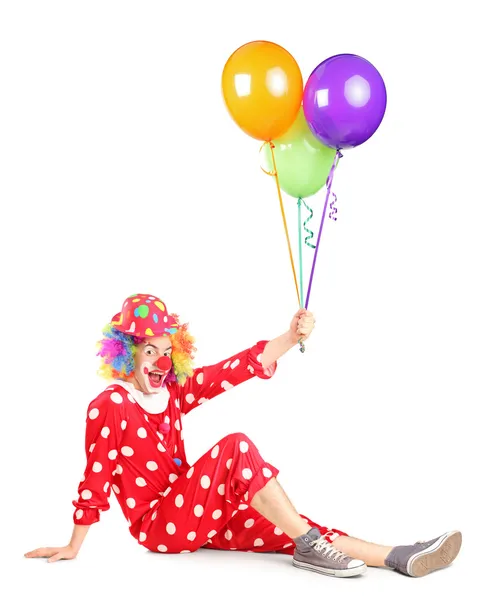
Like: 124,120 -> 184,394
96,314 -> 196,386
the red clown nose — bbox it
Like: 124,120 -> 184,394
155,356 -> 172,372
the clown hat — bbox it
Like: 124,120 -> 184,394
111,294 -> 179,338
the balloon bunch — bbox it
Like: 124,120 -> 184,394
222,41 -> 387,351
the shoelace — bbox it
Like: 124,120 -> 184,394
311,536 -> 349,562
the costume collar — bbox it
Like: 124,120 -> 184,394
114,380 -> 170,414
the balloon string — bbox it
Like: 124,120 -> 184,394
302,199 -> 316,248
305,150 -> 343,310
297,198 -> 305,354
262,141 -> 301,307
329,193 -> 338,221
298,198 -> 304,308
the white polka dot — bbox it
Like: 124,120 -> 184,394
208,530 -> 217,538
181,429 -> 184,441
136,477 -> 147,487
242,468 -> 253,480
244,492 -> 249,501
226,458 -> 233,469
89,408 -> 99,420
163,487 -> 171,497
238,504 -> 248,510
196,372 -> 204,384
230,359 -> 240,369
121,446 -> 134,456
150,499 -> 159,508
169,473 -> 178,483
232,510 -> 238,517
157,545 -> 167,552
221,381 -> 233,391
245,519 -> 255,528
174,419 -> 181,431
180,550 -> 191,554
166,522 -> 176,535
186,467 -> 194,479
81,490 -> 92,500
89,443 -> 96,453
211,445 -> 220,459
256,354 -> 262,364
139,532 -> 147,542
225,530 -> 233,540
157,431 -> 164,441
194,505 -> 204,517
223,361 -> 231,369
112,484 -> 120,494
121,420 -> 127,430
151,511 -> 158,521
75,509 -> 84,519
212,509 -> 222,520
197,397 -> 209,405
283,542 -> 293,548
101,426 -> 110,438
186,393 -> 195,404
175,398 -> 180,409
263,467 -> 273,478
254,538 -> 264,547
80,475 -> 85,482
164,415 -> 170,424
175,494 -> 184,508
110,392 -> 123,404
137,427 -> 147,438
108,450 -> 118,460
187,531 -> 196,541
103,481 -> 110,493
126,498 -> 136,509
248,365 -> 255,374
200,475 -> 211,489
146,461 -> 158,471
157,442 -> 166,452
274,527 -> 283,535
92,462 -> 103,473
239,441 -> 249,453
127,394 -> 136,403
218,484 -> 225,495
144,415 -> 149,422
115,464 -> 123,474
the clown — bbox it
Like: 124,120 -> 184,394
25,294 -> 462,578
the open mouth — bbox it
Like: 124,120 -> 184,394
148,371 -> 164,387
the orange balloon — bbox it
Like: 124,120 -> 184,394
222,41 -> 303,141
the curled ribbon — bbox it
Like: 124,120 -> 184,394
329,193 -> 338,221
302,199 -> 316,248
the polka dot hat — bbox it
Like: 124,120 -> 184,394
111,294 -> 179,338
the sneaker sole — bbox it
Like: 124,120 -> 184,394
407,531 -> 462,577
292,558 -> 367,578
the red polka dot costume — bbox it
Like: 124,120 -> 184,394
74,340 -> 346,554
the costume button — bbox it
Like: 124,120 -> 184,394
173,458 -> 182,466
159,423 -> 170,434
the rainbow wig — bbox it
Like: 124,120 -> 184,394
97,314 -> 196,386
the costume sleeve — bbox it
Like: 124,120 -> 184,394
179,340 -> 277,415
72,390 -> 122,526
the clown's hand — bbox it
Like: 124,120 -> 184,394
289,309 -> 315,345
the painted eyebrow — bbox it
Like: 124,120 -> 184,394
145,344 -> 172,352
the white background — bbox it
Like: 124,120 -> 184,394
1,0 -> 485,598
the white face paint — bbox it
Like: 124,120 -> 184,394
132,339 -> 172,394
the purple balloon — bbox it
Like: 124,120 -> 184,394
303,54 -> 387,149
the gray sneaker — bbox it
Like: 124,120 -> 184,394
293,528 -> 367,578
385,531 -> 462,577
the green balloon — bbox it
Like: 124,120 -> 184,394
263,107 -> 336,199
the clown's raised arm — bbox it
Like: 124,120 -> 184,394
177,340 -> 277,415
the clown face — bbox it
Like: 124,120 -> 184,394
132,336 -> 173,394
